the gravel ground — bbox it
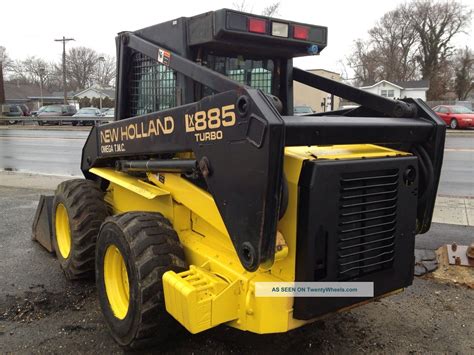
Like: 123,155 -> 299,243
1,185 -> 473,354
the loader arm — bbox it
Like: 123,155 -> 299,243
291,68 -> 446,233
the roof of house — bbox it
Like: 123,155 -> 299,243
359,80 -> 403,90
4,82 -> 52,100
74,86 -> 115,98
392,80 -> 430,89
51,90 -> 76,98
360,79 -> 430,90
307,68 -> 341,76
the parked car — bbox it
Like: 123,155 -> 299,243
18,104 -> 31,116
432,105 -> 474,129
1,104 -> 23,124
294,105 -> 314,116
103,108 -> 115,118
31,106 -> 47,117
73,107 -> 102,126
37,105 -> 77,125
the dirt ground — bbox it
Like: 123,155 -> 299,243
1,185 -> 473,354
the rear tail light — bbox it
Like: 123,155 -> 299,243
293,25 -> 310,40
249,17 -> 267,34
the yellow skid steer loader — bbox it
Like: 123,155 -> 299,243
32,9 -> 445,349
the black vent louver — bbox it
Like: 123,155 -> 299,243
337,169 -> 399,279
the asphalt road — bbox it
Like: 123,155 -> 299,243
0,128 -> 89,176
0,127 -> 473,197
0,185 -> 473,353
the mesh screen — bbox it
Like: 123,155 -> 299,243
204,55 -> 274,95
130,52 -> 176,116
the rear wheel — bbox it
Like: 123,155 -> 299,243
96,212 -> 186,349
52,179 -> 108,279
450,118 -> 458,129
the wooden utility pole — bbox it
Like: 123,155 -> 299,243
0,61 -> 5,104
54,36 -> 74,104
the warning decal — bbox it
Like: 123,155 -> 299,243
158,48 -> 171,66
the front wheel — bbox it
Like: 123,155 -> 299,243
8,119 -> 16,125
96,212 -> 186,349
450,118 -> 458,129
52,179 -> 108,279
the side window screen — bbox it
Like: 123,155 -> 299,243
204,54 -> 276,96
130,52 -> 176,117
251,67 -> 272,93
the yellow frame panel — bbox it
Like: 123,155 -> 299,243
90,144 -> 410,334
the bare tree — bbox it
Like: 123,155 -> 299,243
21,57 -> 50,84
232,0 -> 252,13
7,59 -> 30,82
261,2 -> 280,17
232,1 -> 280,16
406,0 -> 472,99
346,0 -> 472,99
369,8 -> 418,82
454,47 -> 474,100
0,46 -> 7,104
347,39 -> 382,86
96,55 -> 116,87
0,46 -> 12,69
66,47 -> 99,90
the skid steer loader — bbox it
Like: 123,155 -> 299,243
32,9 -> 445,349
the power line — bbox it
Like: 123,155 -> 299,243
54,36 -> 75,104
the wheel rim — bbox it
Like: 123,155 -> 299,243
55,203 -> 71,258
104,245 -> 130,320
451,120 -> 457,129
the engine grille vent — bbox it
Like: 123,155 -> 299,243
337,169 -> 399,279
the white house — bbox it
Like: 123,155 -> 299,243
74,85 -> 115,100
359,80 -> 430,101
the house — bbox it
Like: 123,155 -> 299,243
359,80 -> 430,101
74,85 -> 115,100
3,82 -> 65,110
293,69 -> 342,113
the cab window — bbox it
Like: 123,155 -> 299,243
129,52 -> 176,117
203,53 -> 279,96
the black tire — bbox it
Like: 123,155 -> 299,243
38,121 -> 43,126
96,212 -> 187,349
72,121 -> 78,126
8,120 -> 16,125
52,179 -> 108,280
450,118 -> 458,129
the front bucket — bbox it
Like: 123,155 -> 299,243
32,195 -> 54,253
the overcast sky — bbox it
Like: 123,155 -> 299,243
1,0 -> 473,78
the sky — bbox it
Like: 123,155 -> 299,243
1,0 -> 473,78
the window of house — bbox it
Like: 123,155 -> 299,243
387,90 -> 394,97
381,90 -> 387,97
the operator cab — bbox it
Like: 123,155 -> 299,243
116,9 -> 327,119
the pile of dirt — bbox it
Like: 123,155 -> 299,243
0,283 -> 95,323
